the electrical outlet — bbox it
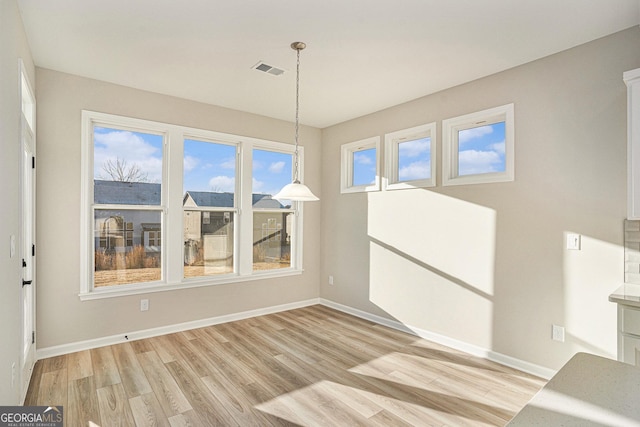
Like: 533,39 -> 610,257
552,324 -> 565,342
140,299 -> 149,312
329,275 -> 334,285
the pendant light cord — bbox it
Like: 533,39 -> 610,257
293,46 -> 301,183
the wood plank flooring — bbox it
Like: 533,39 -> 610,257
24,305 -> 545,426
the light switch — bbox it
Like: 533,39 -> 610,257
566,233 -> 581,250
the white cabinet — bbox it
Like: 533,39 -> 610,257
625,68 -> 640,219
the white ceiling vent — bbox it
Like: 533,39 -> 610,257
252,61 -> 286,76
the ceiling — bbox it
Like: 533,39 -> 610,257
17,0 -> 640,129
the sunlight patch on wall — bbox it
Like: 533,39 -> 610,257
368,190 -> 497,296
562,232 -> 622,358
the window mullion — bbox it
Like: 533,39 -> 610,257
238,142 -> 254,276
165,127 -> 184,285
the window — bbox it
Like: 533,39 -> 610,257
81,111 -> 305,298
341,136 -> 381,193
91,124 -> 165,289
442,103 -> 514,186
183,138 -> 237,279
252,149 -> 295,271
384,123 -> 436,190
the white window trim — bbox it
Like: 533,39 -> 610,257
340,136 -> 381,194
383,122 -> 437,190
442,103 -> 514,186
80,110 -> 304,300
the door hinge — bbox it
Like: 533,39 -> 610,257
22,259 -> 27,268
32,331 -> 35,344
32,244 -> 35,257
32,156 -> 35,169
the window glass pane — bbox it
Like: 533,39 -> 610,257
93,126 -> 163,205
184,210 -> 234,278
352,148 -> 377,186
184,139 -> 236,207
253,212 -> 292,271
252,149 -> 292,209
94,209 -> 162,287
458,122 -> 506,176
398,137 -> 431,182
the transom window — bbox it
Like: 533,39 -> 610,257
80,111 -> 306,299
442,103 -> 514,186
340,136 -> 381,193
384,122 -> 436,190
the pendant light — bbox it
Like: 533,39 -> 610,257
273,42 -> 319,202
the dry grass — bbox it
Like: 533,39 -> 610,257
94,261 -> 290,287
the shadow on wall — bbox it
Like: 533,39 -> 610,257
367,189 -> 497,349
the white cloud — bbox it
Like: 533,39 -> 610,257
183,155 -> 199,173
252,178 -> 264,192
94,130 -> 163,182
458,125 -> 493,145
399,161 -> 430,181
354,153 -> 373,165
489,141 -> 505,155
220,157 -> 236,170
268,161 -> 285,174
458,149 -> 502,175
398,138 -> 430,158
208,176 -> 235,192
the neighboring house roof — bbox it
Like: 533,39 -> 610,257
95,181 -> 285,208
184,191 -> 285,209
94,180 -> 161,205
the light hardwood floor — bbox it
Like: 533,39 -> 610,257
25,305 -> 545,426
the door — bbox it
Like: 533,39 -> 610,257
20,65 -> 36,400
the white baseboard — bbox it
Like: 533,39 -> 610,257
36,298 -> 320,359
36,296 -> 556,379
320,298 -> 556,380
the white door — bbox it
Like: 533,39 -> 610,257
20,65 -> 36,400
21,123 -> 35,382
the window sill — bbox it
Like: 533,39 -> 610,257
79,268 -> 303,301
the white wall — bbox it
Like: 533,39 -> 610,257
35,69 -> 322,349
320,27 -> 640,371
0,0 -> 35,404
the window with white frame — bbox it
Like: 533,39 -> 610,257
340,136 -> 381,193
384,123 -> 436,190
442,103 -> 514,186
80,111 -> 305,298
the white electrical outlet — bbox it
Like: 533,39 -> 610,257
140,299 -> 149,311
552,324 -> 565,342
329,275 -> 334,285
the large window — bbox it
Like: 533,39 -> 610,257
81,111 -> 306,298
252,149 -> 294,271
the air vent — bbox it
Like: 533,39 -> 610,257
252,61 -> 286,76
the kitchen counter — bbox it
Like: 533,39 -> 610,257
507,352 -> 640,426
609,283 -> 640,308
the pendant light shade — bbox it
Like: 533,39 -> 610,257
273,181 -> 319,202
273,41 -> 319,202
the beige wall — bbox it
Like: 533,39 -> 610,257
35,69 -> 322,349
320,27 -> 640,371
0,0 -> 36,404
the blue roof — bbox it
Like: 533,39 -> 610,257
94,180 -> 161,205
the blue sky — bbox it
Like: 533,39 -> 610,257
398,137 -> 431,182
353,148 -> 377,186
94,129 -> 293,199
458,122 -> 506,175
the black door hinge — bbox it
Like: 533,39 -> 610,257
32,156 -> 35,169
32,331 -> 35,344
32,244 -> 35,257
